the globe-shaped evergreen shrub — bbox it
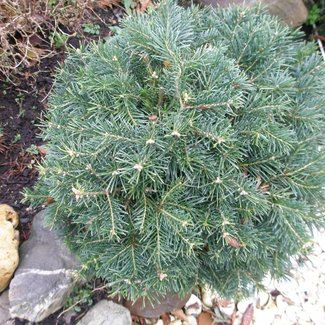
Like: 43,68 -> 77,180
27,1 -> 325,301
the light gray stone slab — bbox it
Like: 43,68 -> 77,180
77,300 -> 132,325
9,210 -> 80,322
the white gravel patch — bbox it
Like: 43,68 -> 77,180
146,229 -> 325,325
254,229 -> 325,325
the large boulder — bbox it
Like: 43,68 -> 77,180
198,0 -> 308,27
0,204 -> 19,293
77,300 -> 132,325
9,210 -> 80,322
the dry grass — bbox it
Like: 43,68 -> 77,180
0,0 -> 98,80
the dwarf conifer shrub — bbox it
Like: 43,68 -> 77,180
26,1 -> 325,301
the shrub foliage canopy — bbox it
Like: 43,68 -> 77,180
26,1 -> 325,301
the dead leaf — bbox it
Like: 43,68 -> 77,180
137,0 -> 152,13
223,233 -> 245,249
171,308 -> 187,321
259,183 -> 270,193
37,146 -> 48,155
0,3 -> 16,17
217,299 -> 232,308
197,311 -> 214,325
163,60 -> 172,68
161,313 -> 170,325
281,295 -> 295,305
270,289 -> 281,297
29,34 -> 43,47
240,304 -> 254,325
25,46 -> 45,61
43,197 -> 55,206
17,43 -> 45,64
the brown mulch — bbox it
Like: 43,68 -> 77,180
0,52 -> 63,242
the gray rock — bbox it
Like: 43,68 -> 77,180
77,300 -> 132,325
124,292 -> 191,318
264,0 -> 308,27
0,290 -> 11,325
9,210 -> 80,322
198,0 -> 308,27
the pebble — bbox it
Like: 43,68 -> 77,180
257,291 -> 270,308
185,294 -> 202,317
19,217 -> 30,224
153,320 -> 163,325
253,309 -> 275,325
170,320 -> 182,325
237,298 -> 254,313
275,295 -> 287,313
201,287 -> 216,308
184,315 -> 197,325
232,311 -> 243,325
218,302 -> 235,317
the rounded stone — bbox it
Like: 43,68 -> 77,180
0,205 -> 19,293
124,292 -> 191,318
78,300 -> 131,325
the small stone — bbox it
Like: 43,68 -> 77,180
0,204 -> 19,293
185,294 -> 202,317
275,295 -> 288,313
257,291 -> 270,309
19,217 -> 29,224
232,311 -> 242,325
237,298 -> 255,313
184,315 -> 197,325
197,312 -> 213,325
253,308 -> 276,325
77,300 -> 131,325
170,321 -> 182,325
201,286 -> 217,308
9,210 -> 80,322
171,308 -> 187,321
153,320 -> 164,325
217,301 -> 235,318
